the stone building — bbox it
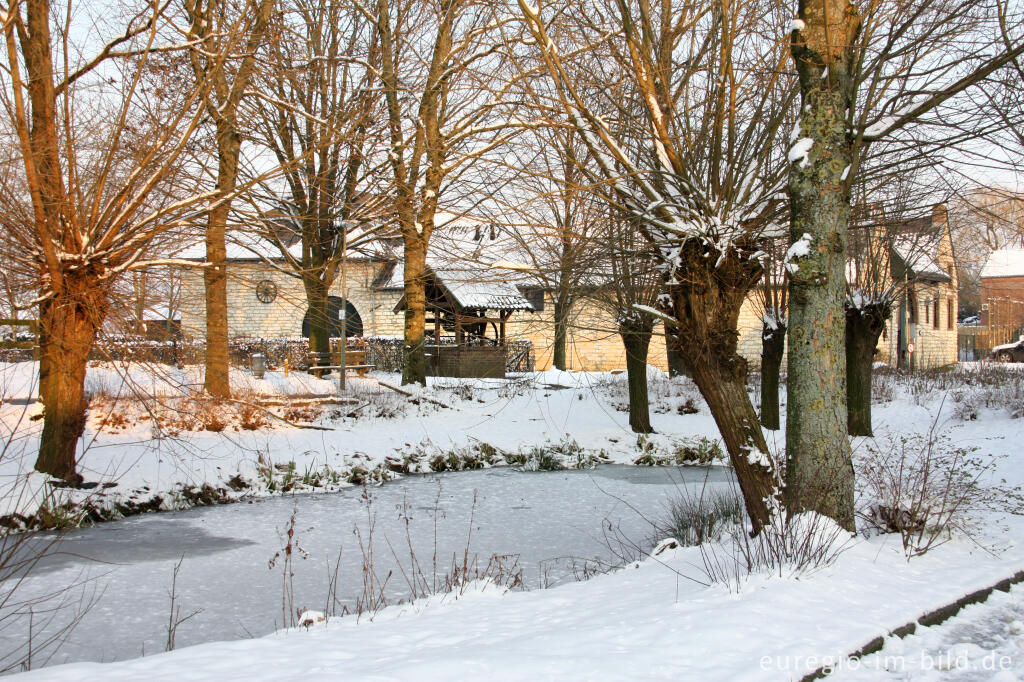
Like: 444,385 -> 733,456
733,204 -> 958,371
175,206 -> 956,373
174,220 -> 670,372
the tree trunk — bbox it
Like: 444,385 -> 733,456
665,327 -> 688,377
784,1 -> 861,531
203,122 -> 240,399
664,242 -> 780,533
760,319 -> 786,430
305,278 -> 331,378
552,294 -> 571,370
686,353 -> 777,532
36,290 -> 102,482
402,234 -> 428,386
846,302 -> 889,437
620,318 -> 653,434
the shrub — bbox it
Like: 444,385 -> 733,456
654,486 -> 743,547
856,425 -> 1024,556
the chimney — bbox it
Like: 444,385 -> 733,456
932,203 -> 948,229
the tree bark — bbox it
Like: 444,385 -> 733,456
305,277 -> 331,378
552,293 -> 571,370
784,0 -> 861,531
665,242 -> 780,533
620,317 -> 653,434
760,318 -> 786,431
686,351 -> 777,531
846,302 -> 890,437
665,327 -> 688,377
202,122 -> 240,399
36,288 -> 102,483
402,234 -> 428,386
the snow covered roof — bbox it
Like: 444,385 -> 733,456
376,213 -> 542,292
175,231 -> 304,262
892,235 -> 951,283
175,224 -> 391,263
142,305 -> 180,322
981,249 -> 1024,279
431,266 -> 535,311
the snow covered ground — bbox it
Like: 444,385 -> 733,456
0,361 -> 725,523
2,361 -> 1024,680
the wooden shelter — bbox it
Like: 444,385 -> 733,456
395,266 -> 535,378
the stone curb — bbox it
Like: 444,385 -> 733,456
800,568 -> 1024,681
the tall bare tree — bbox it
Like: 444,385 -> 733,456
520,0 -> 793,532
370,0 -> 521,386
184,0 -> 276,398
246,0 -> 386,370
785,0 -> 1024,528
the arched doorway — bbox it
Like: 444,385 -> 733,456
302,296 -> 364,338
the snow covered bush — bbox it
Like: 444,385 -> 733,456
597,370 -> 705,416
856,428 -> 1024,556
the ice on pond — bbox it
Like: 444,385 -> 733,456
2,465 -> 734,668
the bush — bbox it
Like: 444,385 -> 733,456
654,486 -> 743,547
856,425 -> 1024,556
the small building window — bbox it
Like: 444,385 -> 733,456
933,298 -> 940,329
523,288 -> 545,312
924,299 -> 929,325
948,299 -> 954,330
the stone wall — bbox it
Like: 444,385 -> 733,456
504,293 -> 670,372
179,261 -> 404,340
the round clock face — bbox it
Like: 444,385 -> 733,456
255,279 -> 278,304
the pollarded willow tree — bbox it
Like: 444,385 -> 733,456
0,0 -> 225,481
519,0 -> 796,532
245,0 -> 389,369
784,0 -> 1024,527
756,236 -> 788,431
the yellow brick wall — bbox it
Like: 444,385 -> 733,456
504,294 -> 669,371
179,262 -> 404,339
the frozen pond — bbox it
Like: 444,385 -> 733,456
1,465 -> 733,670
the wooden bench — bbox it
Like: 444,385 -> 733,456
308,364 -> 376,377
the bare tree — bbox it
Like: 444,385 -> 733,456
370,0 -> 521,386
950,187 -> 1024,317
0,0 -> 223,480
184,0 -> 276,399
499,128 -> 609,371
245,0 -> 387,374
520,0 -> 793,531
603,212 -> 662,434
784,0 -> 1023,528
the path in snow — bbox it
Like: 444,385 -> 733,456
833,583 -> 1024,681
1,464 -> 732,669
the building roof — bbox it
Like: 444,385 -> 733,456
981,249 -> 1024,279
174,223 -> 390,263
892,234 -> 952,283
430,266 -> 535,311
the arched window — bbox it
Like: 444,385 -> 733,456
301,297 -> 364,338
